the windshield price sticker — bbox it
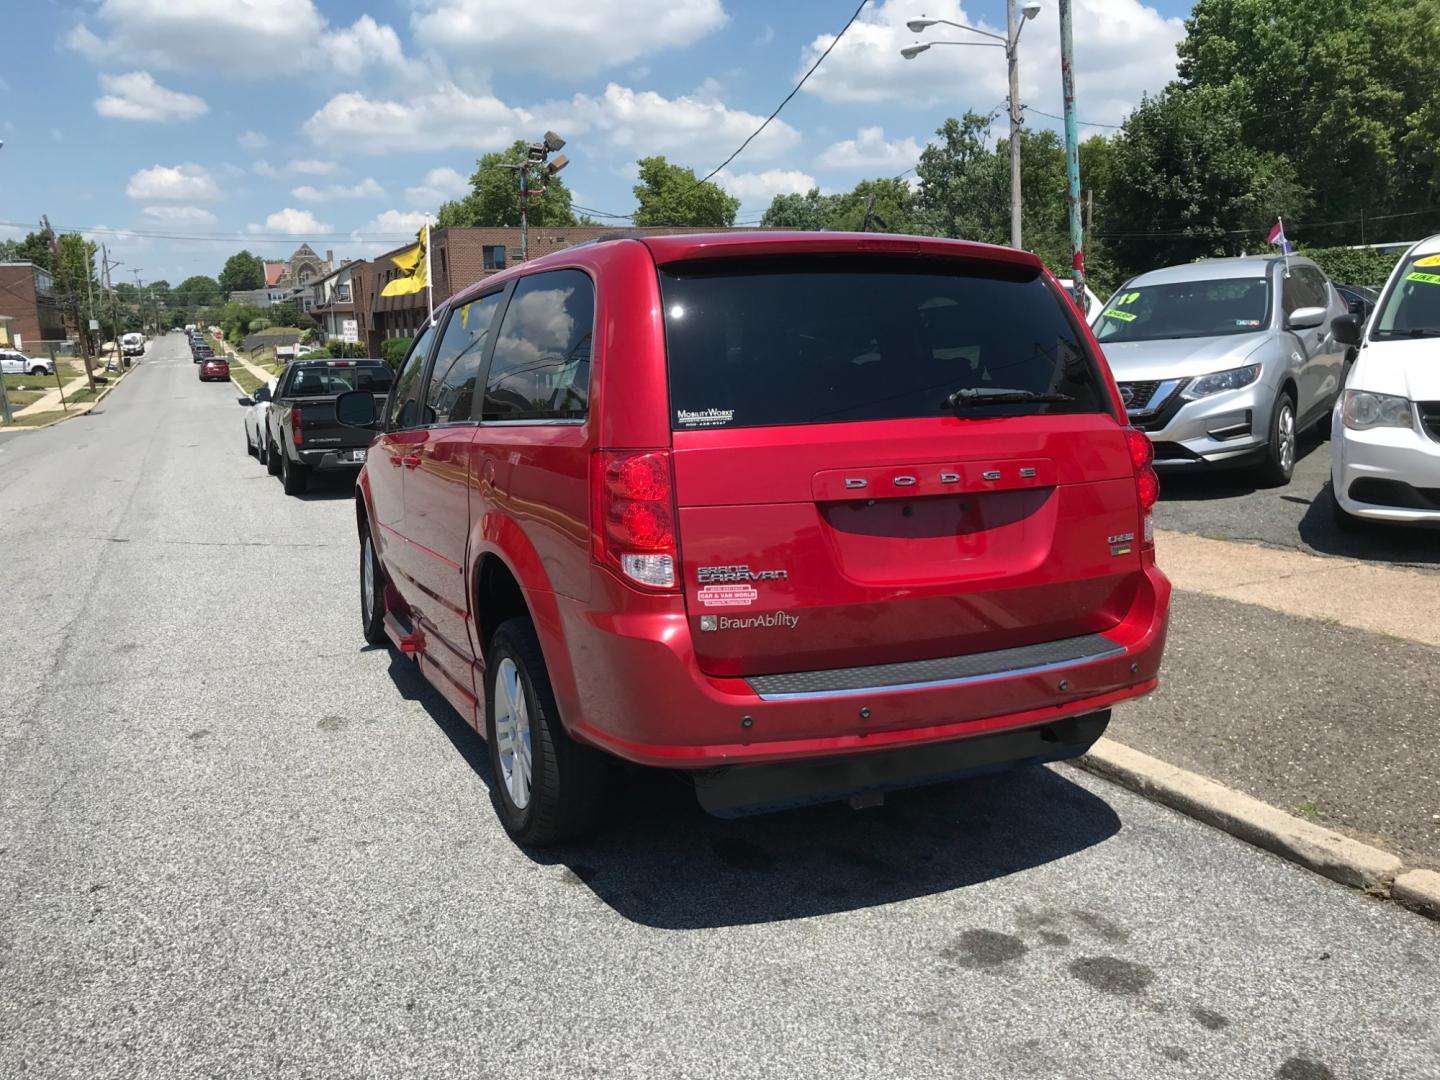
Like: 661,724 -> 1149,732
1415,255 -> 1440,268
1101,309 -> 1137,322
1406,271 -> 1440,286
1117,291 -> 1141,305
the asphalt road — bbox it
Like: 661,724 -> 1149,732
2,335 -> 1439,1079
1154,427 -> 1440,573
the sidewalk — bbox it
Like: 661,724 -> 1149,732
1110,530 -> 1440,871
14,373 -> 93,417
214,340 -> 277,387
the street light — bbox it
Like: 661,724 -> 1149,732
904,3 -> 1041,249
504,131 -> 569,263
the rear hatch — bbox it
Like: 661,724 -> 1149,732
658,252 -> 1142,679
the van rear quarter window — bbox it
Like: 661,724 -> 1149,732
659,256 -> 1107,430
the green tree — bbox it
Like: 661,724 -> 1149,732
631,156 -> 740,227
1099,84 -> 1307,280
915,113 -> 1004,241
761,188 -> 844,229
174,275 -> 221,309
1178,0 -> 1440,240
218,250 -> 267,295
270,300 -> 298,327
436,141 -> 578,228
760,178 -> 919,233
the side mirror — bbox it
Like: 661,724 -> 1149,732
1331,313 -> 1362,346
254,386 -> 271,403
237,396 -> 254,407
1286,305 -> 1326,331
336,389 -> 378,428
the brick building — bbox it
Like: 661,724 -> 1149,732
363,225 -> 776,354
0,262 -> 65,350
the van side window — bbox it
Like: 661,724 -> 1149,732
425,292 -> 503,425
388,323 -> 436,430
482,269 -> 594,421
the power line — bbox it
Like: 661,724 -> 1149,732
695,0 -> 870,187
1022,106 -> 1121,130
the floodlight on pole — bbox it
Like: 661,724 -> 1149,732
543,131 -> 566,153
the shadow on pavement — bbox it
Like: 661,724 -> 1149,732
1299,480 -> 1440,567
385,651 -> 1123,931
1155,431 -> 1326,503
293,471 -> 358,502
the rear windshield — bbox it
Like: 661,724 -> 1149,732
659,257 -> 1107,430
1094,278 -> 1271,342
289,365 -> 393,395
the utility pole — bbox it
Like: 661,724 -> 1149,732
507,131 -> 568,265
1006,0 -> 1023,249
519,163 -> 530,264
103,245 -> 122,371
43,215 -> 97,391
1058,0 -> 1086,307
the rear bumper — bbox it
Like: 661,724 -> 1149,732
296,447 -> 367,471
554,563 -> 1170,769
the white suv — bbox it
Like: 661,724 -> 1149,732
1330,236 -> 1440,527
0,350 -> 53,376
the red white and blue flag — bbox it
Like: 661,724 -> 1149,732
1267,220 -> 1294,255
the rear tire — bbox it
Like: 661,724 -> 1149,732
1257,391 -> 1297,487
360,525 -> 388,646
245,426 -> 256,456
485,617 -> 609,846
30,366 -> 45,376
266,440 -> 281,476
280,450 -> 308,495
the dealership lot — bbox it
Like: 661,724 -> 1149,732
1,336 -> 1437,1078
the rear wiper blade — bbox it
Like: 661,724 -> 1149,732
944,387 -> 1075,409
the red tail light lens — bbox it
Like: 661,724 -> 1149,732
592,450 -> 679,590
1124,427 -> 1159,549
293,407 -> 304,446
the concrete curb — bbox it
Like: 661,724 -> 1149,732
1393,870 -> 1440,919
1070,738 -> 1436,918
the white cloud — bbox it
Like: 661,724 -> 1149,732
290,159 -> 339,176
406,167 -> 470,207
359,209 -> 430,236
238,130 -> 268,151
138,205 -> 218,227
292,178 -> 385,202
799,0 -> 1183,126
68,0 -> 326,75
818,126 -> 925,170
303,84 -> 546,153
126,163 -> 220,201
68,1 -> 419,79
319,15 -> 423,77
716,169 -> 817,202
411,0 -> 725,76
94,71 -> 207,122
350,209 -> 431,258
253,160 -> 279,178
570,83 -> 800,166
247,208 -> 333,236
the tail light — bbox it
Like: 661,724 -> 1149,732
1124,427 -> 1159,548
592,450 -> 679,590
293,407 -> 304,446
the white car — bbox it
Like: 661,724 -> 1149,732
242,378 -> 278,464
0,349 -> 53,376
1330,235 -> 1440,528
1057,277 -> 1104,321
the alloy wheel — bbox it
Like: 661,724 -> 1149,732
493,657 -> 533,810
1278,402 -> 1296,473
362,536 -> 375,624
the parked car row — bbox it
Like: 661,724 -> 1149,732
1090,244 -> 1437,529
238,358 -> 393,495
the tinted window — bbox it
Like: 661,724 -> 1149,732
425,293 -> 503,424
290,366 -> 393,396
388,323 -> 436,429
1095,278 -> 1270,342
661,258 -> 1106,430
1282,267 -> 1326,313
482,270 -> 593,420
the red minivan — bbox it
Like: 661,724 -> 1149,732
337,232 -> 1169,845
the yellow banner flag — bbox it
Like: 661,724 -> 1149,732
382,227 -> 428,297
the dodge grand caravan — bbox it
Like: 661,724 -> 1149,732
337,232 -> 1171,845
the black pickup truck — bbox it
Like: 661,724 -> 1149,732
264,359 -> 394,495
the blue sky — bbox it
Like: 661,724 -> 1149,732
0,0 -> 1192,284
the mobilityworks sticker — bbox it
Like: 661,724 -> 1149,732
677,408 -> 735,428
